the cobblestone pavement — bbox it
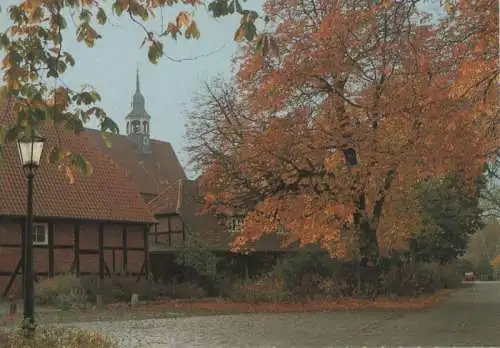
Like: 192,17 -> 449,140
65,282 -> 500,347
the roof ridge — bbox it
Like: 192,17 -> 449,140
83,127 -> 172,145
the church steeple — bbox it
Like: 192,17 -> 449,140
126,68 -> 152,154
136,67 -> 140,92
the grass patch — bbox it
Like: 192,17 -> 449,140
0,327 -> 117,348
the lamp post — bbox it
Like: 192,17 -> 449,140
17,132 -> 45,336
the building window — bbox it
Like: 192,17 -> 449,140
275,224 -> 286,236
228,216 -> 244,235
33,223 -> 48,245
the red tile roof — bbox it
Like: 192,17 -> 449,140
0,103 -> 157,224
148,181 -> 181,215
84,129 -> 187,197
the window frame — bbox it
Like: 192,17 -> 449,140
228,216 -> 244,235
32,222 -> 49,246
275,224 -> 287,236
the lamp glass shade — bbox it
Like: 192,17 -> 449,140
17,135 -> 45,167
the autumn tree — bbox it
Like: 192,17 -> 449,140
186,0 -> 498,263
0,0 -> 263,176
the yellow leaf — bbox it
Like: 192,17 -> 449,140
234,26 -> 245,42
65,166 -> 76,185
176,11 -> 190,29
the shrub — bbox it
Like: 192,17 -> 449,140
35,274 -> 88,309
79,275 -> 125,304
0,327 -> 117,348
168,281 -> 207,299
380,263 -> 431,296
379,261 -> 461,296
316,277 -> 351,300
54,288 -> 90,311
80,274 -> 170,304
227,270 -> 291,303
422,262 -> 462,289
279,253 -> 334,292
276,253 -> 364,299
175,246 -> 221,279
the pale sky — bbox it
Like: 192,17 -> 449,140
0,1 -> 266,178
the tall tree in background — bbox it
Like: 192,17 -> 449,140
187,0 -> 498,261
465,218 -> 500,278
480,158 -> 500,218
409,173 -> 485,264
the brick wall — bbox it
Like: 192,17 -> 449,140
0,218 -> 146,299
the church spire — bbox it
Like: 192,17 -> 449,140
136,67 -> 140,93
126,67 -> 151,148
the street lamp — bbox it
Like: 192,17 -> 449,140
17,132 -> 45,336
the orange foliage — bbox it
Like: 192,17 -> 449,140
189,0 -> 498,258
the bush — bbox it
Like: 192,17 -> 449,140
276,253 -> 365,299
279,253 -> 334,292
227,270 -> 291,303
79,275 -> 125,304
80,275 -> 170,304
0,327 -> 117,348
54,288 -> 90,311
167,281 -> 207,299
35,274 -> 89,309
423,262 -> 462,289
379,262 -> 461,296
175,246 -> 221,279
316,277 -> 351,300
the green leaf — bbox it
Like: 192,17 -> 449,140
79,9 -> 92,23
185,21 -> 200,39
0,33 -> 10,49
64,52 -> 75,67
243,22 -> 256,41
55,13 -> 67,30
96,7 -> 107,25
70,153 -> 93,176
148,41 -> 164,64
48,147 -> 64,164
101,132 -> 112,148
112,2 -> 125,16
234,26 -> 245,42
100,117 -> 119,135
235,0 -> 243,13
208,0 -> 229,18
67,116 -> 84,134
5,125 -> 20,142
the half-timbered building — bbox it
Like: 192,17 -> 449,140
0,99 -> 157,298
